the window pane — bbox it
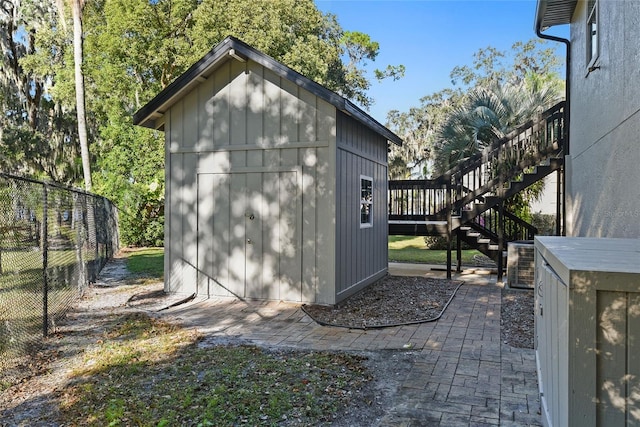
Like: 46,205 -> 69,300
587,0 -> 598,64
590,21 -> 598,59
360,177 -> 373,226
361,204 -> 370,224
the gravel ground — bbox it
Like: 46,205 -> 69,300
304,275 -> 534,348
501,286 -> 535,348
303,276 -> 463,329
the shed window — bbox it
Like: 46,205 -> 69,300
360,176 -> 373,228
586,0 -> 599,69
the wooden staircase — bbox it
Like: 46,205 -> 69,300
388,101 -> 566,277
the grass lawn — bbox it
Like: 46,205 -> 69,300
125,247 -> 164,278
121,240 -> 481,273
388,235 -> 481,265
49,249 -> 374,425
59,313 -> 372,426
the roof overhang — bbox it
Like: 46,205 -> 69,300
133,36 -> 402,146
133,38 -> 244,130
535,0 -> 578,32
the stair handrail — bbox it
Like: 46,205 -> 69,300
438,101 -> 565,181
471,208 -> 539,242
442,101 -> 565,213
387,101 -> 565,223
505,210 -> 538,240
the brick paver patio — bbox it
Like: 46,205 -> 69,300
163,265 -> 541,426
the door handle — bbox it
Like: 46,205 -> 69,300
247,238 -> 252,244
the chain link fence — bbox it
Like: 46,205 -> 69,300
0,173 -> 119,375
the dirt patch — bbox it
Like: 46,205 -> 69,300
0,252 -> 173,426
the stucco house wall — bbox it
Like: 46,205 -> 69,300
565,0 -> 640,237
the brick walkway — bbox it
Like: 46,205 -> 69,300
163,266 -> 541,426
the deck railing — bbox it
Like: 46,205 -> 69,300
388,101 -> 565,222
470,208 -> 538,242
388,177 -> 447,221
447,101 -> 565,213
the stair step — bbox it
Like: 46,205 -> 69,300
478,238 -> 491,244
460,226 -> 471,231
467,232 -> 481,238
488,244 -> 499,250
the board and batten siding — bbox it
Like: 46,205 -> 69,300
335,111 -> 389,301
163,58 -> 337,304
535,237 -> 640,427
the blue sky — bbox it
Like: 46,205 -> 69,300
315,0 -> 568,123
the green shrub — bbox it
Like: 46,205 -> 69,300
531,213 -> 556,236
423,236 -> 470,250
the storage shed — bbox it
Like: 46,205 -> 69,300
133,36 -> 402,305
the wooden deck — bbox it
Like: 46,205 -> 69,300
386,101 -> 566,278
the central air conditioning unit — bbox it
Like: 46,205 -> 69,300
506,241 -> 535,289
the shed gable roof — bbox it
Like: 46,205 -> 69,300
133,36 -> 402,146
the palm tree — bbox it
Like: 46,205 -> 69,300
432,75 -> 563,220
433,75 -> 562,174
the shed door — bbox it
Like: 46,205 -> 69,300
197,171 -> 301,301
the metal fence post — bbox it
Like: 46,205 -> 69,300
42,183 -> 49,337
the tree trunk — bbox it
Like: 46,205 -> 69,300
72,0 -> 91,191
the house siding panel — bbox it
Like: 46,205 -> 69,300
301,148 -> 318,300
247,60 -> 264,148
229,59 -> 247,146
315,97 -> 337,304
212,62 -> 230,147
335,112 -> 389,301
182,89 -> 198,149
197,72 -> 214,152
182,152 -> 199,293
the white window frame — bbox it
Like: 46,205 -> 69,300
360,175 -> 373,228
586,0 -> 599,70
